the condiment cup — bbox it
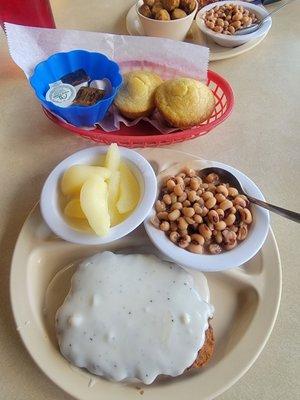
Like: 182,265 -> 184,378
30,50 -> 122,127
41,146 -> 157,245
144,159 -> 270,272
196,1 -> 272,48
137,0 -> 198,41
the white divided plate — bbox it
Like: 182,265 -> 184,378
126,3 -> 268,62
10,149 -> 281,400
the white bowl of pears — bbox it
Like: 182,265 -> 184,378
40,144 -> 157,245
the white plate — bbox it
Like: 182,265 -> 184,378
126,3 -> 268,62
10,149 -> 281,400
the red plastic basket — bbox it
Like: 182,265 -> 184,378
43,69 -> 234,148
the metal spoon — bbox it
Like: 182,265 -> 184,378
235,0 -> 295,35
199,167 -> 300,223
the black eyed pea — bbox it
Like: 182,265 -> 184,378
186,243 -> 204,254
178,216 -> 188,230
166,179 -> 176,192
215,221 -> 227,231
233,196 -> 247,208
183,177 -> 191,186
157,211 -> 169,220
228,187 -> 239,197
175,176 -> 184,186
151,215 -> 160,228
209,243 -> 222,254
194,214 -> 203,224
205,173 -> 219,184
224,241 -> 237,251
201,206 -> 209,217
215,193 -> 226,203
183,167 -> 196,177
216,208 -> 225,219
184,216 -> 195,225
224,213 -> 236,226
183,207 -> 195,218
170,193 -> 178,204
222,229 -> 237,245
190,233 -> 205,246
197,196 -> 205,206
183,200 -> 191,207
231,20 -> 242,29
193,203 -> 202,214
208,209 -> 219,224
188,190 -> 199,203
206,21 -> 215,29
207,183 -> 216,192
174,183 -> 184,196
190,177 -> 200,191
162,194 -> 172,205
205,196 -> 217,209
237,224 -> 248,240
171,202 -> 183,211
220,199 -> 233,211
155,200 -> 166,212
198,224 -> 212,240
159,221 -> 170,232
202,191 -> 214,201
178,234 -> 192,249
168,209 -> 181,221
178,192 -> 187,202
169,231 -> 180,243
216,185 -> 229,197
240,208 -> 252,224
232,12 -> 243,21
215,231 -> 223,244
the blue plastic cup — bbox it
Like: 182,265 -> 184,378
30,50 -> 123,127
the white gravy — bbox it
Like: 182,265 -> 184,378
56,252 -> 214,384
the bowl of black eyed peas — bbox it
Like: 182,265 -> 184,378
144,159 -> 270,272
195,1 -> 272,48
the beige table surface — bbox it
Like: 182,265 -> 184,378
0,1 -> 299,399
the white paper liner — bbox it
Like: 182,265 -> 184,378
4,23 -> 209,133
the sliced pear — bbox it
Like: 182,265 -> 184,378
116,162 -> 140,214
107,171 -> 121,226
64,198 -> 86,219
61,165 -> 111,196
80,176 -> 110,236
105,143 -> 121,172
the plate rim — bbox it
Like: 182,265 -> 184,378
125,3 -> 269,62
10,149 -> 282,400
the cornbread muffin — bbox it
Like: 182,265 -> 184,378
114,70 -> 163,119
155,77 -> 215,128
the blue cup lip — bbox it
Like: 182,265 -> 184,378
29,50 -> 123,112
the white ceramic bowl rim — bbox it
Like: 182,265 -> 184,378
197,1 -> 271,40
40,146 -> 157,245
136,0 -> 198,22
144,159 -> 270,272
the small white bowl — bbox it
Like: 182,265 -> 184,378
144,159 -> 270,272
196,1 -> 272,48
41,146 -> 157,245
137,0 -> 198,41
